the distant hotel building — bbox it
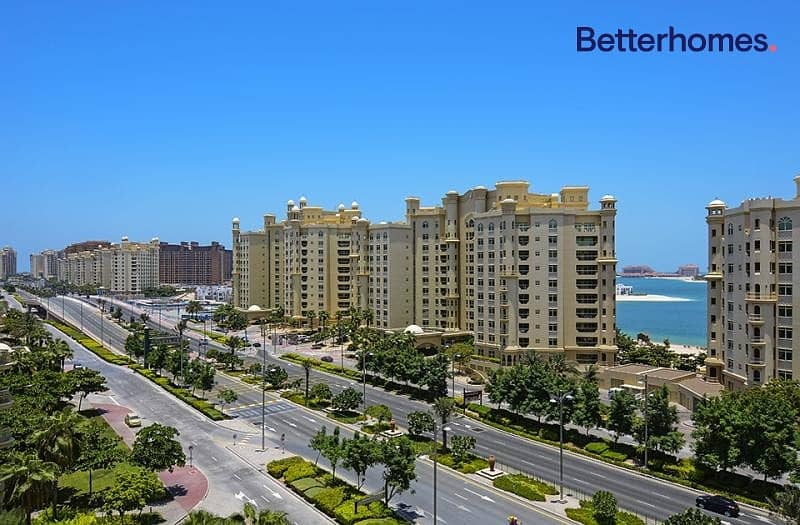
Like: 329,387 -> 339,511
705,177 -> 800,389
58,237 -> 160,294
233,180 -> 619,366
159,241 -> 232,285
30,249 -> 58,279
0,247 -> 17,280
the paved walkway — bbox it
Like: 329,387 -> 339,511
94,402 -> 209,523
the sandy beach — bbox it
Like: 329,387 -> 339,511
615,294 -> 692,302
668,343 -> 706,355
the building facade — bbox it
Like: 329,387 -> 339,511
705,177 -> 800,389
159,241 -> 231,285
0,247 -> 17,280
232,181 -> 618,366
30,249 -> 58,279
58,238 -> 160,294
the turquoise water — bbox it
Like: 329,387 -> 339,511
616,277 -> 707,347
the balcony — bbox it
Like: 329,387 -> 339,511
749,356 -> 766,366
745,293 -> 777,302
750,337 -> 766,345
0,427 -> 14,449
0,389 -> 12,410
747,315 -> 765,325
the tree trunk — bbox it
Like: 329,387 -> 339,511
88,468 -> 93,496
78,394 -> 83,412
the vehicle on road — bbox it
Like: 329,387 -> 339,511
320,355 -> 334,363
72,363 -> 85,370
695,494 -> 739,517
608,387 -> 623,398
124,413 -> 142,427
311,343 -> 324,349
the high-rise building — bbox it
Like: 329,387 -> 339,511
0,247 -> 17,280
406,181 -> 618,365
30,254 -> 45,279
705,177 -> 800,389
30,249 -> 58,279
159,241 -> 231,285
59,238 -> 160,294
233,181 -> 618,366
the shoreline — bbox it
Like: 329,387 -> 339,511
617,276 -> 706,284
615,294 -> 692,302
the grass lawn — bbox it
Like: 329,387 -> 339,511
60,462 -> 137,494
327,410 -> 366,424
565,500 -> 644,525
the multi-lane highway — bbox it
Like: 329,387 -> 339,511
23,293 -> 573,525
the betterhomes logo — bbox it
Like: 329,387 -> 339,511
577,26 -> 777,53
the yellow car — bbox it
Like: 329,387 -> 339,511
124,413 -> 142,427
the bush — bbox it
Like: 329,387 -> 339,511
291,477 -> 323,492
354,519 -> 407,525
539,427 -> 560,441
284,461 -> 320,483
592,491 -> 618,525
312,486 -> 347,514
304,486 -> 326,499
601,449 -> 628,462
493,475 -> 546,501
567,500 -> 645,525
468,403 -> 491,417
585,442 -> 610,455
267,456 -> 304,478
333,500 -> 389,525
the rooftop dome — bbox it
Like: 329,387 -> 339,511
338,203 -> 346,211
287,199 -> 295,206
247,304 -> 262,311
474,185 -> 487,190
232,217 -> 240,223
600,194 -> 616,201
291,205 -> 300,212
501,198 -> 516,204
446,190 -> 459,196
404,324 -> 424,335
708,198 -> 726,207
299,196 -> 307,203
351,201 -> 359,209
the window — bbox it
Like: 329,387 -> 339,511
780,263 -> 793,274
778,217 -> 793,231
778,327 -> 793,339
753,370 -> 761,382
779,241 -> 793,253
779,370 -> 793,380
779,348 -> 793,361
779,284 -> 793,296
779,305 -> 793,318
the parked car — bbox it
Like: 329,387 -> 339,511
124,413 -> 142,427
608,387 -> 624,398
696,494 -> 739,517
320,355 -> 334,363
72,363 -> 85,370
311,343 -> 324,349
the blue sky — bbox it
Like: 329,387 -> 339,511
2,1 -> 798,271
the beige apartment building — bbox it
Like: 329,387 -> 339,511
30,250 -> 59,279
233,180 -> 618,366
407,181 -> 618,365
233,199 -> 413,327
705,177 -> 800,390
0,247 -> 17,281
59,238 -> 160,294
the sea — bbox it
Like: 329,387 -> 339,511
616,277 -> 707,347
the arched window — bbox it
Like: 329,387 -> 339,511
422,221 -> 429,229
500,221 -> 506,230
548,219 -> 557,230
477,224 -> 484,232
488,223 -> 495,231
754,305 -> 761,315
778,217 -> 793,231
727,223 -> 733,235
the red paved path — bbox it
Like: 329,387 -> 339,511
94,402 -> 208,515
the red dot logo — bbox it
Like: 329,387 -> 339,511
770,44 -> 777,52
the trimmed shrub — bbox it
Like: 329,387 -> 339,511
311,486 -> 347,514
539,427 -> 560,441
333,500 -> 389,525
585,442 -> 610,455
494,475 -> 545,501
291,477 -> 323,492
284,461 -> 320,483
304,486 -> 326,499
601,449 -> 628,462
592,490 -> 618,525
354,519 -> 407,525
267,456 -> 304,478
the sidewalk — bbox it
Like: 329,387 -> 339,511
93,402 -> 209,524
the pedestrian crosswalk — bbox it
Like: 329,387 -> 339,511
228,400 -> 296,420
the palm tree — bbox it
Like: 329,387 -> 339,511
318,311 -> 329,331
183,509 -> 226,525
305,310 -> 316,330
237,502 -> 291,525
186,300 -> 203,321
769,485 -> 800,525
48,339 -> 72,371
432,397 -> 456,449
33,409 -> 83,470
361,308 -> 374,328
140,312 -> 150,324
0,452 -> 58,524
301,358 -> 313,405
582,364 -> 599,384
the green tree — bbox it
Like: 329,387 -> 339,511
111,306 -> 123,322
218,388 -> 238,415
310,382 -> 332,402
301,358 -> 313,405
607,390 -> 637,444
102,464 -> 163,523
446,342 -> 475,374
342,432 -> 380,491
380,436 -> 417,505
634,385 -> 685,455
227,335 -> 246,357
239,502 -> 291,525
148,343 -> 168,375
741,383 -> 799,481
186,300 -> 203,321
663,508 -> 722,525
432,397 -> 456,449
422,353 -> 450,398
124,334 -> 142,361
769,485 -> 800,525
193,362 -> 216,399
33,409 -> 83,471
572,380 -> 602,436
691,394 -> 742,472
449,434 -> 476,466
310,426 -> 329,466
591,490 -> 617,525
68,368 -> 106,412
131,423 -> 186,473
321,427 -> 345,478
407,411 -> 434,437
364,404 -> 392,426
0,452 -> 58,525
331,387 -> 363,413
76,421 -> 127,497
265,366 -> 288,389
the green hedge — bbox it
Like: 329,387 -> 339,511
566,500 -> 644,525
48,320 -> 132,365
314,486 -> 348,514
354,519 -> 407,525
436,453 -> 488,474
333,500 -> 391,525
291,477 -> 324,492
284,461 -> 322,483
584,442 -> 610,455
492,474 -> 557,502
133,367 -> 226,421
267,456 -> 305,478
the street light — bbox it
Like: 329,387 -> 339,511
188,445 -> 194,468
261,366 -> 279,452
432,422 -> 452,525
550,390 -> 574,503
451,353 -> 461,398
361,351 -> 373,409
638,374 -> 649,469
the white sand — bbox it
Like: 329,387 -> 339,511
616,294 -> 692,302
668,343 -> 706,355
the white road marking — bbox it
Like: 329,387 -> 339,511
211,456 -> 218,462
463,488 -> 494,503
109,396 -> 120,406
588,471 -> 608,479
233,473 -> 242,480
640,502 -> 657,508
302,416 -> 316,423
271,491 -> 283,500
519,459 -> 537,467
454,493 -> 468,501
282,419 -> 297,428
260,495 -> 270,502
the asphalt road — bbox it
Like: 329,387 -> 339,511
25,293 -> 572,525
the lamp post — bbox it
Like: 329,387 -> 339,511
451,353 -> 461,398
261,366 -> 278,452
550,390 -> 574,503
361,351 -> 372,409
80,300 -> 84,332
188,445 -> 194,468
638,374 -> 649,469
338,318 -> 344,372
99,299 -> 105,349
432,421 -> 452,525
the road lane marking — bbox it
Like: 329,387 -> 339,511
233,473 -> 242,480
260,495 -> 270,502
454,493 -> 468,501
302,416 -> 316,423
588,471 -> 608,479
211,456 -> 218,462
463,488 -> 494,503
